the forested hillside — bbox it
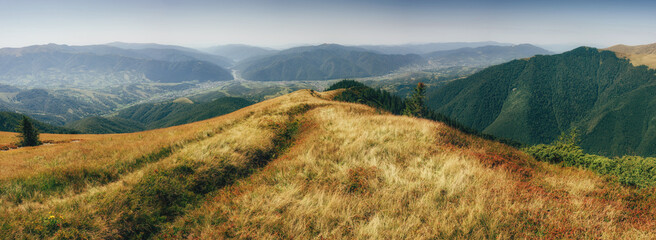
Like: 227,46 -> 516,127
427,47 -> 656,156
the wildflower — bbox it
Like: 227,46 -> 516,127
49,215 -> 55,219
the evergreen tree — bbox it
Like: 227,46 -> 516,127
16,116 -> 41,147
403,82 -> 427,117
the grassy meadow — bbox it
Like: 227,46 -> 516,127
1,89 -> 655,239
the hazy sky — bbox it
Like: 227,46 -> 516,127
0,0 -> 654,49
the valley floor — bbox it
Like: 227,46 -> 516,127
1,90 -> 655,239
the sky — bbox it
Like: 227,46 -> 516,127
0,0 -> 654,50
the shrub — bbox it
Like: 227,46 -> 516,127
525,130 -> 656,188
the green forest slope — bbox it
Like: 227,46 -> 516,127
427,47 -> 656,156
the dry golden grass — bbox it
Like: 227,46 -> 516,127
154,96 -> 656,239
606,43 -> 656,69
1,89 -> 656,239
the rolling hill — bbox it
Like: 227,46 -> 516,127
236,44 -> 424,81
606,43 -> 656,69
67,97 -> 253,133
1,89 -> 655,238
426,46 -> 656,157
424,44 -> 552,68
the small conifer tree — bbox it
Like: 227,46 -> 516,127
403,82 -> 427,117
17,116 -> 41,147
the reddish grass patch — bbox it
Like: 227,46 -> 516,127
472,150 -> 534,179
436,128 -> 471,149
346,166 -> 379,194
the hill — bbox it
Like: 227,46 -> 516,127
1,89 -> 655,238
426,47 -> 656,156
236,44 -> 424,81
67,97 -> 253,133
0,111 -> 78,134
424,44 -> 552,68
205,44 -> 278,62
606,43 -> 656,69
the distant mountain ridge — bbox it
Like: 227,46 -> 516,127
427,46 -> 656,157
236,44 -> 424,81
1,43 -> 233,68
106,42 -> 202,52
423,44 -> 552,68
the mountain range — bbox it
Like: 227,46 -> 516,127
0,43 -> 238,124
0,41 -> 554,127
236,44 -> 425,81
0,44 -> 233,89
235,43 -> 551,81
427,46 -> 656,156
